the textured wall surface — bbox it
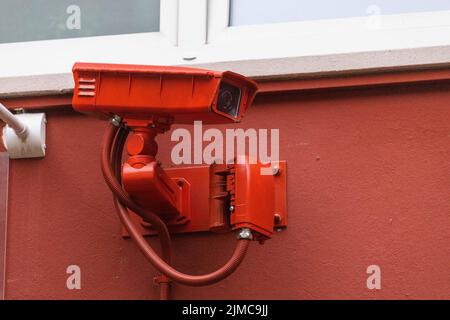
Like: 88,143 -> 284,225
4,81 -> 450,299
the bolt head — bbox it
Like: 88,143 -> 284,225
237,228 -> 253,240
229,205 -> 235,213
182,51 -> 198,61
111,115 -> 122,127
271,166 -> 280,176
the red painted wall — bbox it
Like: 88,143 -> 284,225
4,79 -> 450,299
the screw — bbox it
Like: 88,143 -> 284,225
111,115 -> 122,127
229,205 -> 235,213
271,165 -> 281,176
237,228 -> 253,240
182,51 -> 197,61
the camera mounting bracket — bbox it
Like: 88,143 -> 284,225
122,118 -> 191,226
122,160 -> 288,240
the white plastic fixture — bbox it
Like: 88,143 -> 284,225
0,104 -> 46,159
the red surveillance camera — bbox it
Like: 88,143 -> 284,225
72,62 -> 286,294
72,62 -> 258,124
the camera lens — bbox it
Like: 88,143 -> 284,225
216,82 -> 241,118
220,90 -> 234,111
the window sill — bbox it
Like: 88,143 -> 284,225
1,45 -> 450,99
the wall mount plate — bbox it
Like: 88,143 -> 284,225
122,161 -> 287,237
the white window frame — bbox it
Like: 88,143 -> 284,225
0,0 -> 209,78
1,0 -> 450,79
205,0 -> 450,62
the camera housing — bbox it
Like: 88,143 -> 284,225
72,62 -> 258,124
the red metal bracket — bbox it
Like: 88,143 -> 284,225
122,123 -> 192,226
122,161 -> 287,238
120,115 -> 287,240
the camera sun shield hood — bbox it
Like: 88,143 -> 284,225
72,62 -> 258,124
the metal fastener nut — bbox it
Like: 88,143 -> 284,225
237,228 -> 253,240
111,115 -> 122,127
271,165 -> 281,176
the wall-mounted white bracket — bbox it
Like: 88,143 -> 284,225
2,113 -> 46,159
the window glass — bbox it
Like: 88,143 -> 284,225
0,0 -> 160,44
230,0 -> 450,26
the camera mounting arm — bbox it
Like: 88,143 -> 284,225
120,117 -> 191,226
